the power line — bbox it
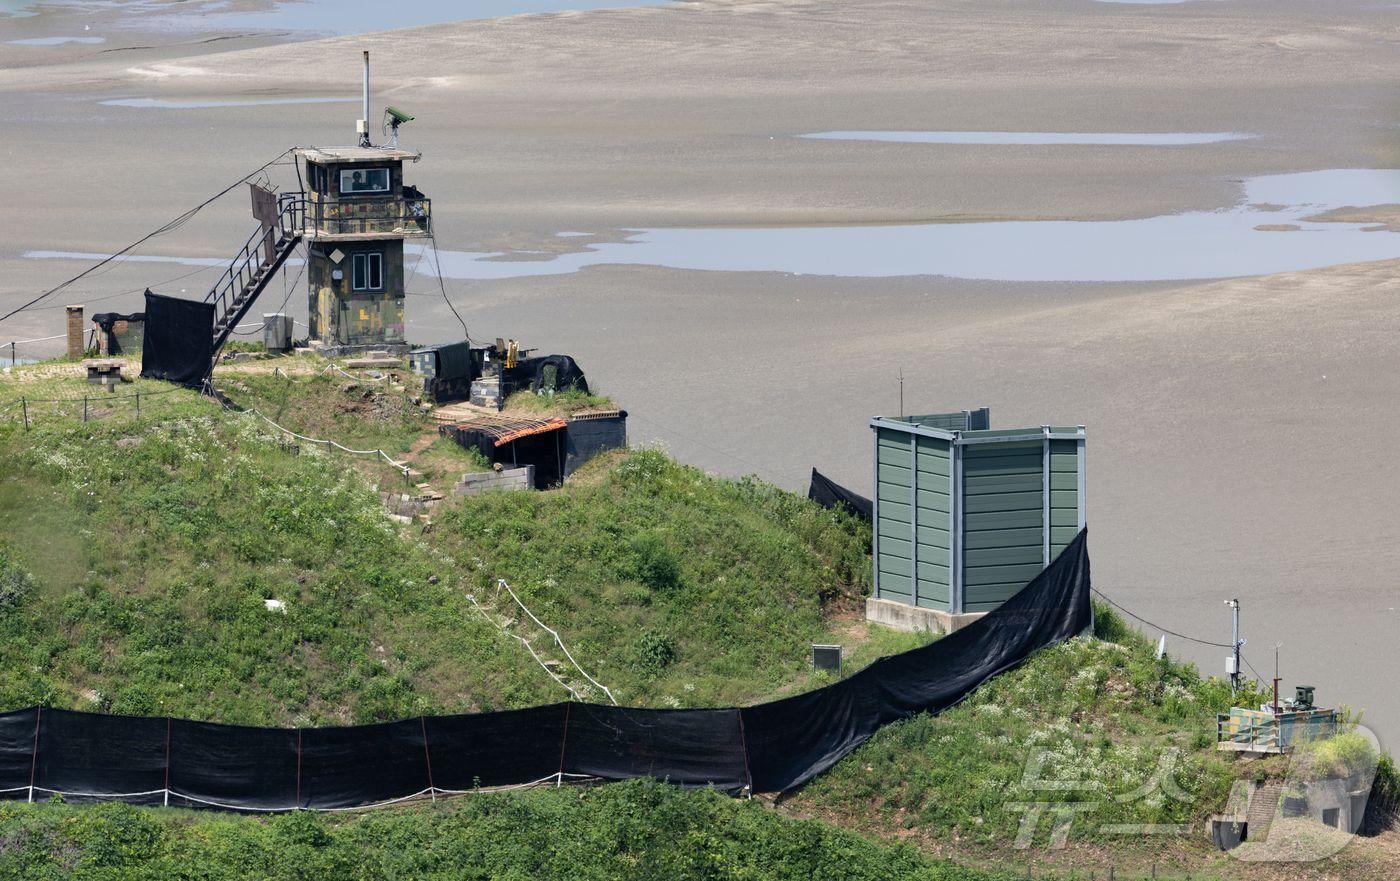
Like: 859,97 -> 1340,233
1089,587 -> 1232,648
1239,652 -> 1267,685
0,148 -> 292,328
426,232 -> 472,342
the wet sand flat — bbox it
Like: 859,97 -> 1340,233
1,0 -> 1399,745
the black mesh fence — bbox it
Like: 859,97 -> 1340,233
0,530 -> 1090,810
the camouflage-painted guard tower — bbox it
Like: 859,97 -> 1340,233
293,145 -> 430,354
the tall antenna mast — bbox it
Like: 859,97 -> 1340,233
358,51 -> 371,147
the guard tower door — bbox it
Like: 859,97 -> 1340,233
249,184 -> 280,264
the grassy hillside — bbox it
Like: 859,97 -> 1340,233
793,609 -> 1400,879
0,361 -> 882,721
1,360 -> 1394,880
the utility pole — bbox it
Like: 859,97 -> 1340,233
1225,598 -> 1245,696
898,368 -> 904,419
1273,643 -> 1282,715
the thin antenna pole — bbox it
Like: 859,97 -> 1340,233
1226,598 -> 1242,696
898,368 -> 904,419
360,51 -> 371,147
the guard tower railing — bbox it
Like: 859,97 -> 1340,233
1216,708 -> 1338,754
281,191 -> 431,239
205,197 -> 303,321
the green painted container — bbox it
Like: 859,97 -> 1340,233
870,410 -> 1085,614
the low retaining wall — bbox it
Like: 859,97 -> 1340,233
865,596 -> 985,634
454,466 -> 535,497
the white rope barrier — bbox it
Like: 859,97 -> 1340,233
21,771 -> 580,813
4,333 -> 65,346
465,592 -> 581,701
243,407 -> 411,477
498,579 -> 617,706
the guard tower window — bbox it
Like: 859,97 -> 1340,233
352,252 -> 384,291
340,167 -> 390,195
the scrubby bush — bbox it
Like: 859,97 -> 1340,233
633,628 -> 678,675
628,531 -> 681,593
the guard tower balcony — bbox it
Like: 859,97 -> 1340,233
290,146 -> 431,241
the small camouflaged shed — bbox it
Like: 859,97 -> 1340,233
870,410 -> 1085,617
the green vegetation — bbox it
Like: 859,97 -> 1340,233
1,360 -> 1394,880
0,780 -> 1022,881
504,387 -> 615,414
795,607 -> 1270,856
435,447 -> 875,706
0,363 -> 873,721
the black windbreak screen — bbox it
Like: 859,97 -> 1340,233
424,704 -> 570,791
808,468 -> 873,522
139,290 -> 215,387
300,719 -> 429,809
0,531 -> 1090,808
744,528 -> 1092,791
563,704 -> 748,792
168,719 -> 298,811
0,707 -> 37,798
34,709 -> 167,804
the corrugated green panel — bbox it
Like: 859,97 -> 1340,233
879,469 -> 911,492
879,572 -> 912,602
965,526 -> 1042,550
966,584 -> 1029,611
880,535 -> 912,560
916,523 -> 950,549
877,426 -> 908,444
878,469 -> 912,495
968,453 -> 1047,473
963,443 -> 1041,461
965,473 -> 1041,495
878,517 -> 916,540
1050,526 -> 1080,546
961,429 -> 1042,440
916,457 -> 951,480
916,544 -> 951,568
906,412 -> 968,431
915,586 -> 950,611
965,545 -> 1041,568
1050,489 -> 1077,509
965,561 -> 1044,587
1049,507 -> 1078,529
915,436 -> 951,472
1049,471 -> 1077,491
964,491 -> 1042,514
877,445 -> 913,468
915,487 -> 951,512
880,555 -> 912,577
879,500 -> 911,524
965,508 -> 1042,530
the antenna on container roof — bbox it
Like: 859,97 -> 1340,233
357,51 -> 371,148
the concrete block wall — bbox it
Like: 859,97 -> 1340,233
66,306 -> 84,359
453,466 -> 535,497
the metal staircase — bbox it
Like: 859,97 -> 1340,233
206,193 -> 304,367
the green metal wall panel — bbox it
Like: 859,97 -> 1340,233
875,427 -> 914,604
873,419 -> 1083,615
1048,440 -> 1080,559
913,435 -> 952,610
963,443 -> 1043,611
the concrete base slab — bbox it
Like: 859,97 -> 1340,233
865,597 -> 985,634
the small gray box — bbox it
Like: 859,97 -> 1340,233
812,644 -> 842,674
263,313 -> 293,352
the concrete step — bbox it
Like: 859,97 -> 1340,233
1246,781 -> 1285,842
